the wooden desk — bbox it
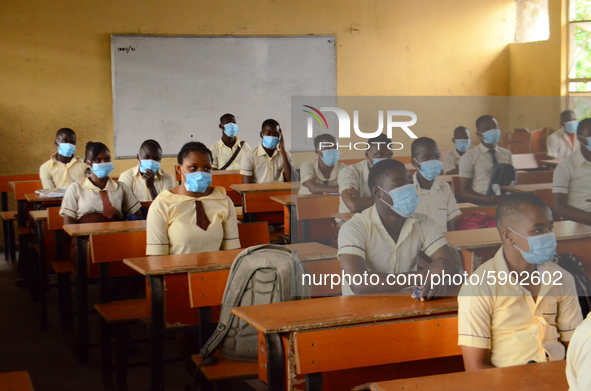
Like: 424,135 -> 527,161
501,183 -> 552,193
125,242 -> 337,391
541,158 -> 561,168
0,371 -> 35,391
231,182 -> 300,222
370,360 -> 567,391
270,195 -> 298,239
233,294 -> 460,391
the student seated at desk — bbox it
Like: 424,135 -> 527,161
39,127 -> 86,189
458,193 -> 582,371
567,312 -> 591,391
411,137 -> 460,232
553,118 -> 591,226
118,139 -> 175,202
459,115 -> 512,205
547,109 -> 578,159
240,119 -> 295,183
299,133 -> 346,195
443,126 -> 471,175
60,142 -> 142,224
338,133 -> 394,213
210,113 -> 251,171
146,141 -> 240,255
338,159 -> 462,299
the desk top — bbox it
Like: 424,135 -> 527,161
370,359 -> 566,391
0,370 -> 34,391
232,293 -> 458,334
212,169 -> 241,176
24,193 -> 63,203
457,202 -> 478,208
501,183 -> 552,193
444,220 -> 591,251
270,193 -> 339,206
63,220 -> 146,237
230,182 -> 300,193
541,159 -> 561,167
29,210 -> 48,221
124,242 -> 337,276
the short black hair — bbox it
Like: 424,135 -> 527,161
56,127 -> 75,138
495,192 -> 549,229
453,126 -> 469,137
560,110 -> 575,121
577,118 -> 591,135
313,133 -> 336,149
85,142 -> 109,163
410,137 -> 438,157
177,141 -> 213,164
368,159 -> 406,191
262,119 -> 280,129
140,139 -> 162,152
476,115 -> 495,130
220,113 -> 235,123
367,133 -> 392,145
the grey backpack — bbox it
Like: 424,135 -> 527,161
199,244 -> 311,362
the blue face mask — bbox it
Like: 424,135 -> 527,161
378,184 -> 419,218
320,149 -> 340,167
183,171 -> 212,193
509,228 -> 556,265
223,123 -> 238,138
91,162 -> 115,179
262,135 -> 280,149
454,139 -> 471,152
139,159 -> 161,174
480,128 -> 501,145
564,120 -> 578,134
415,158 -> 443,181
371,157 -> 390,166
57,143 -> 76,157
580,136 -> 591,152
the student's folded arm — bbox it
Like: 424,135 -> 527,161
460,346 -> 494,371
303,179 -> 338,194
39,164 -> 54,190
444,168 -> 459,175
421,244 -> 463,300
241,175 -> 253,184
221,197 -> 241,250
339,254 -> 418,294
459,177 -> 501,205
340,188 -> 374,213
553,193 -> 591,225
63,215 -> 77,225
145,202 -> 170,256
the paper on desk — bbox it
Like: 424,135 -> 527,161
35,188 -> 66,198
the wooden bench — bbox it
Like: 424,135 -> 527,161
237,221 -> 270,247
541,158 -> 561,168
0,370 -> 35,391
0,174 -> 39,211
1,210 -> 17,262
296,194 -> 339,243
516,170 -> 553,185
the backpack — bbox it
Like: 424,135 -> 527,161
486,163 -> 516,196
199,244 -> 311,362
552,253 -> 591,316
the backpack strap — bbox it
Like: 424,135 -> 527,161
220,141 -> 245,170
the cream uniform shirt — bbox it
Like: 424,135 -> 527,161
413,173 -> 461,232
458,248 -> 582,368
552,149 -> 591,213
240,144 -> 291,183
443,149 -> 462,173
298,159 -> 346,195
547,127 -> 579,159
337,160 -> 372,213
210,138 -> 251,171
59,178 -> 141,221
118,164 -> 176,202
458,143 -> 513,195
39,153 -> 86,189
337,205 -> 448,295
566,313 -> 591,391
146,187 -> 240,255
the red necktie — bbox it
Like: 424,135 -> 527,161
195,201 -> 211,231
100,191 -> 116,219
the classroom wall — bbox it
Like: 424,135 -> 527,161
1,0 -> 517,176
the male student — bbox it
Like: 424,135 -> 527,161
338,159 -> 462,298
119,139 -> 175,201
566,312 -> 591,391
443,126 -> 471,175
210,113 -> 251,170
240,119 -> 295,183
338,133 -> 394,213
547,110 -> 578,159
39,127 -> 86,189
458,193 -> 582,371
553,118 -> 591,225
411,137 -> 460,232
458,115 -> 512,205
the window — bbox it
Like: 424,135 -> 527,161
568,0 -> 591,93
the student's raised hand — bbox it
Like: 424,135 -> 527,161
141,170 -> 156,187
278,129 -> 285,150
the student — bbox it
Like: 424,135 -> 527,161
39,127 -> 86,189
411,137 -> 460,232
60,142 -> 142,224
210,113 -> 251,171
547,110 -> 578,159
458,193 -> 582,371
118,139 -> 175,202
146,141 -> 240,255
553,118 -> 591,225
443,126 -> 471,175
566,312 -> 591,391
458,115 -> 512,205
338,159 -> 462,298
240,119 -> 294,183
338,133 -> 394,213
299,133 -> 346,195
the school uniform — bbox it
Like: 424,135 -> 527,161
118,164 -> 176,202
59,177 -> 140,221
240,144 -> 291,183
146,187 -> 240,255
39,153 -> 86,189
547,127 -> 579,159
458,248 -> 582,368
552,149 -> 591,213
210,138 -> 251,171
337,205 -> 447,295
458,143 -> 512,195
413,173 -> 460,232
566,313 -> 591,391
337,160 -> 372,213
443,149 -> 462,173
298,159 -> 346,195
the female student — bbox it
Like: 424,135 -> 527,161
60,142 -> 142,224
299,133 -> 346,195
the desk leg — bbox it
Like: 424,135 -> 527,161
244,213 -> 256,223
198,307 -> 213,348
1,192 -> 7,212
148,275 -> 165,391
265,333 -> 285,391
76,235 -> 90,364
306,373 -> 322,391
35,219 -> 48,331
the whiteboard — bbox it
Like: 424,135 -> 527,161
111,35 -> 336,158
